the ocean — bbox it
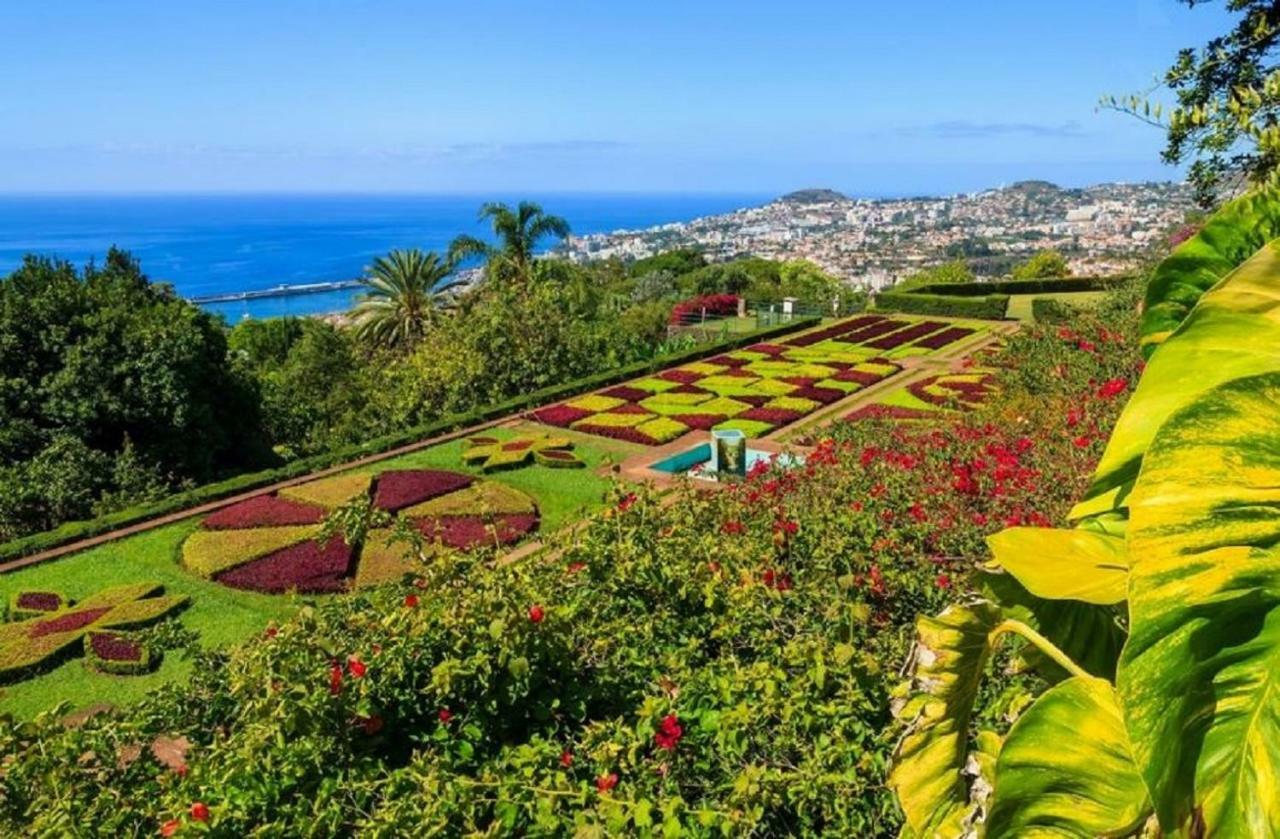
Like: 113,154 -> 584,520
0,193 -> 768,320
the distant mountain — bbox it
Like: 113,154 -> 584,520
779,188 -> 848,204
1006,180 -> 1062,196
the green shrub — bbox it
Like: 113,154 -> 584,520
875,290 -> 1010,319
1030,298 -> 1076,324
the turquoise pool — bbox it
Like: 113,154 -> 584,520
651,443 -> 803,478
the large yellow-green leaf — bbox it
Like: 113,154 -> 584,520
1120,373 -> 1280,834
986,676 -> 1151,838
986,527 -> 1127,605
1141,186 -> 1280,354
889,603 -> 1003,837
1071,238 -> 1280,522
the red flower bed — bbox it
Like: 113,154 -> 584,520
607,403 -> 651,415
704,355 -> 748,367
538,450 -> 578,462
570,424 -> 659,445
599,385 -> 650,402
837,319 -> 910,346
531,404 -> 594,427
215,536 -> 355,594
670,414 -> 728,430
781,376 -> 818,387
501,440 -> 535,451
913,327 -> 975,350
414,513 -> 540,550
88,631 -> 143,662
739,407 -> 804,425
785,315 -> 884,347
734,395 -> 772,407
834,369 -> 884,386
864,321 -> 947,351
203,495 -> 326,530
745,343 -> 788,356
374,470 -> 475,512
659,369 -> 705,384
29,607 -> 111,638
670,293 -> 739,325
719,368 -> 756,378
789,385 -> 845,404
844,404 -> 938,422
16,592 -> 61,612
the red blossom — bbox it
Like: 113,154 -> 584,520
1096,378 -> 1128,400
935,573 -> 952,590
721,520 -> 745,535
347,656 -> 367,679
438,708 -> 453,724
1077,339 -> 1097,353
160,820 -> 180,837
404,593 -> 419,608
617,493 -> 638,512
566,561 -> 587,574
773,519 -> 798,536
654,714 -> 684,751
762,569 -> 777,588
909,503 -> 928,523
597,772 -> 619,792
560,751 -> 574,768
264,626 -> 278,639
528,604 -> 546,624
329,663 -> 343,695
190,802 -> 209,823
1073,435 -> 1092,449
359,714 -> 384,735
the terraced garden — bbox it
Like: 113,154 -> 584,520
531,314 -> 992,443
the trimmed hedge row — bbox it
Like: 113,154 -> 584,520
0,318 -> 818,564
874,290 -> 1010,320
1030,298 -> 1078,324
908,275 -> 1132,297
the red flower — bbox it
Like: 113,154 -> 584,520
404,593 -> 420,608
1077,340 -> 1096,352
775,573 -> 793,592
1073,435 -> 1092,449
908,503 -> 928,523
597,772 -> 619,792
347,656 -> 367,679
329,663 -> 343,695
972,512 -> 988,526
528,604 -> 545,624
654,713 -> 684,751
359,714 -> 384,735
566,561 -> 587,574
190,802 -> 209,823
1066,407 -> 1085,427
1096,378 -> 1128,400
1056,327 -> 1076,341
850,501 -> 864,512
721,520 -> 745,535
264,626 -> 278,639
438,708 -> 453,724
160,820 -> 180,837
773,519 -> 798,536
617,493 -> 638,512
762,569 -> 777,588
707,561 -> 721,574
560,750 -> 574,768
935,573 -> 952,590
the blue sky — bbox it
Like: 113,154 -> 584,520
0,0 -> 1235,196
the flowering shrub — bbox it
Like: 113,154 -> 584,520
668,293 -> 739,325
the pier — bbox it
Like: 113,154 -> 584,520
188,279 -> 363,305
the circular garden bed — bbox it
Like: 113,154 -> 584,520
180,469 -> 540,595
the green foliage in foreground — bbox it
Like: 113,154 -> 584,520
891,199 -> 1280,835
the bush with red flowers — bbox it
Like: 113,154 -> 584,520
669,294 -> 739,325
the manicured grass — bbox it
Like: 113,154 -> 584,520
1005,290 -> 1107,322
0,520 -> 295,719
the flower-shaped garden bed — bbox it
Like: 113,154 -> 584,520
181,468 -> 541,594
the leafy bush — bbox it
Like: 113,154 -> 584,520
669,293 -> 739,325
875,290 -> 1010,319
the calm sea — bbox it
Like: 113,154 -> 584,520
0,193 -> 768,320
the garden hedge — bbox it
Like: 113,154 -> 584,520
908,276 -> 1131,297
0,318 -> 817,564
1030,298 -> 1077,324
874,290 -> 1010,320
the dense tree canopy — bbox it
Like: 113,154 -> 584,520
1012,249 -> 1071,279
0,250 -> 267,538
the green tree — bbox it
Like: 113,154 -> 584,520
1011,249 -> 1071,280
448,202 -> 571,286
894,260 -> 975,291
1103,0 -> 1280,205
351,249 -> 456,350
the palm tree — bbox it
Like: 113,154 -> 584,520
351,249 -> 456,349
448,201 -> 570,285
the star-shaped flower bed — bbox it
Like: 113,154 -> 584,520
182,468 -> 542,594
461,435 -> 584,471
0,582 -> 187,683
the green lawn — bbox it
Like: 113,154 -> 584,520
1005,290 -> 1107,322
0,425 -> 625,719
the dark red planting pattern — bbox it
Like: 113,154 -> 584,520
374,470 -> 475,513
531,404 -> 594,427
658,369 -> 705,384
733,394 -> 771,407
912,326 -> 976,350
89,631 -> 143,662
668,383 -> 708,395
907,376 -> 995,409
203,495 -> 326,530
784,315 -> 885,347
670,414 -> 728,430
780,376 -> 819,387
844,405 -> 940,422
538,449 -> 577,461
745,343 -> 788,356
719,368 -> 756,379
29,607 -> 111,638
704,354 -> 749,367
569,424 -> 660,445
501,439 -> 536,451
834,369 -> 886,386
607,403 -> 651,416
414,513 -> 540,550
16,592 -> 62,612
863,321 -> 948,351
789,385 -> 845,405
836,319 -> 911,346
738,407 -> 804,425
216,537 -> 355,594
599,385 -> 650,402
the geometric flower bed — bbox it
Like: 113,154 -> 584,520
529,314 -> 987,444
844,370 -> 997,423
181,469 -> 541,595
461,434 -> 584,471
0,583 -> 187,683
